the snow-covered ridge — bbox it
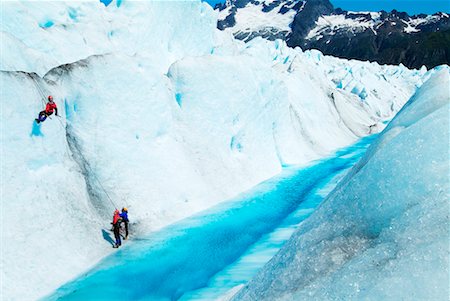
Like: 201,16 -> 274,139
216,0 -> 449,69
1,1 -> 428,300
306,14 -> 376,39
306,10 -> 450,40
217,0 -> 449,42
232,67 -> 450,300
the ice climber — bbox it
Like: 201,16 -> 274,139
120,207 -> 129,240
112,209 -> 122,248
35,95 -> 58,124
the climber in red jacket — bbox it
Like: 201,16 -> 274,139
35,95 -> 58,124
112,209 -> 122,248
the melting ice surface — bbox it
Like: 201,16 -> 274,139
46,136 -> 376,301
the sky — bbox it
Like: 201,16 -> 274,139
204,0 -> 450,15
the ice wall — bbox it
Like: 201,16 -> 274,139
2,1 -> 218,300
233,68 -> 450,301
0,1 -> 429,300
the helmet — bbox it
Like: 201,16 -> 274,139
114,209 -> 119,214
48,95 -> 53,101
122,207 -> 128,212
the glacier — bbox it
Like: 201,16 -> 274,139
44,135 -> 377,301
0,0 -> 437,300
232,68 -> 450,300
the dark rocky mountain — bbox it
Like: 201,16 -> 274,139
216,0 -> 450,69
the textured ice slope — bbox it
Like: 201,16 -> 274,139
0,1 -> 429,300
233,68 -> 450,300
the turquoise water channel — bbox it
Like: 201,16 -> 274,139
46,135 -> 376,301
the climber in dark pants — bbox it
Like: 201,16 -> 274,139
35,95 -> 58,123
111,209 -> 122,248
120,207 -> 129,240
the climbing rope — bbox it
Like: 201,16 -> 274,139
66,123 -> 119,211
29,74 -> 70,158
30,74 -> 48,107
30,74 -> 69,144
85,160 -> 119,210
30,73 -> 120,211
31,74 -> 57,124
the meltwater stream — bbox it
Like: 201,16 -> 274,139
46,135 -> 376,301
